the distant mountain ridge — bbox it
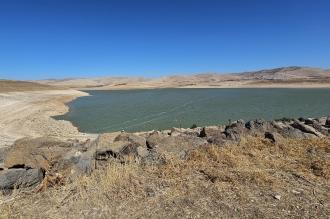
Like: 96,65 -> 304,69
35,66 -> 330,89
2,66 -> 330,92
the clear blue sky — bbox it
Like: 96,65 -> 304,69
0,0 -> 329,80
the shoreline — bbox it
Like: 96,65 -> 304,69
1,86 -> 330,149
0,89 -> 97,148
79,83 -> 330,90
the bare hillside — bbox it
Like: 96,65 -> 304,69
0,80 -> 56,92
37,66 -> 330,89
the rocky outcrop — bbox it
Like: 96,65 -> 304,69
1,115 -> 329,194
4,137 -> 73,171
94,133 -> 149,161
146,131 -> 207,158
0,168 -> 44,191
2,137 -> 96,190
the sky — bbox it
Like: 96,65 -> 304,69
0,0 -> 330,80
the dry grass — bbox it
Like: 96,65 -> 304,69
1,137 -> 329,218
0,80 -> 56,92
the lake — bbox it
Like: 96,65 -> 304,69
55,88 -> 330,133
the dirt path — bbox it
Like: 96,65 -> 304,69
0,90 -> 97,148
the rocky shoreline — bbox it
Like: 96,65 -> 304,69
1,115 -> 329,193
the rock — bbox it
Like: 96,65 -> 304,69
0,168 -> 44,191
146,132 -> 169,149
264,132 -> 283,144
271,120 -> 320,139
245,119 -> 265,130
94,133 -> 149,160
224,128 -> 241,142
200,126 -> 226,145
198,127 -> 207,138
54,150 -> 95,177
4,137 -> 73,171
114,133 -> 146,147
146,132 -> 207,157
137,146 -> 149,158
326,117 -> 330,128
291,120 -> 324,137
198,126 -> 225,138
292,189 -> 302,195
0,147 -> 8,164
171,127 -> 200,137
315,117 -> 328,126
0,163 -> 4,171
278,126 -> 306,139
222,121 -> 247,142
95,141 -> 138,160
305,120 -> 329,136
273,194 -> 281,200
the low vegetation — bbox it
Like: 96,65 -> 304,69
1,136 -> 329,218
0,80 -> 55,92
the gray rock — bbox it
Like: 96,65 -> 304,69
291,120 -> 324,137
264,132 -> 284,143
114,133 -> 146,147
146,132 -> 169,149
137,146 -> 149,158
0,147 -> 8,164
0,168 -> 44,190
315,117 -> 328,125
245,119 -> 265,130
222,121 -> 248,142
4,137 -> 73,171
326,117 -> 330,128
146,132 -> 207,157
95,141 -> 137,160
305,120 -> 329,136
224,128 -> 241,142
170,127 -> 200,137
94,133 -> 150,161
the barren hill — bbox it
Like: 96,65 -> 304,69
0,80 -> 56,92
37,66 -> 330,89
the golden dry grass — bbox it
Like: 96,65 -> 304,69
0,80 -> 56,92
1,137 -> 329,218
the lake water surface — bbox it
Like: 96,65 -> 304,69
55,89 -> 330,133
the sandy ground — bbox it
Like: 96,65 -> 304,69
0,90 -> 97,148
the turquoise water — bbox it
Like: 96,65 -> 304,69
55,89 -> 330,133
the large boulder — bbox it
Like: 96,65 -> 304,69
195,126 -> 226,145
291,120 -> 325,137
3,137 -> 93,178
0,168 -> 44,191
54,149 -> 95,177
271,121 -> 308,139
113,132 -> 146,147
245,119 -> 277,136
146,132 -> 207,158
94,133 -> 149,161
4,137 -> 73,171
223,120 -> 247,142
304,119 -> 329,136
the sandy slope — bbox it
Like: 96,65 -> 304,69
38,66 -> 330,90
0,90 -> 96,148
